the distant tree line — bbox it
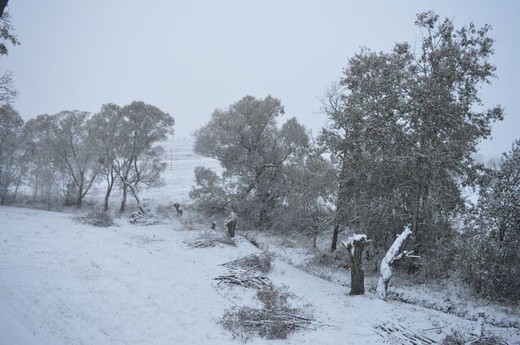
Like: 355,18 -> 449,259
0,102 -> 174,211
0,8 -> 174,212
190,12 -> 519,302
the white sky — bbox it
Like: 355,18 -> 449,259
3,1 -> 519,158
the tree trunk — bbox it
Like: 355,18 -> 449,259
75,180 -> 84,208
377,226 -> 412,300
0,0 -> 8,18
226,212 -> 237,238
104,170 -> 115,212
120,184 -> 127,213
331,224 -> 340,252
332,158 -> 349,252
408,157 -> 424,274
342,235 -> 368,295
128,183 -> 146,214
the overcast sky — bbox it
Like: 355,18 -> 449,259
3,1 -> 519,158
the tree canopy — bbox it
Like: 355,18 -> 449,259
321,11 -> 503,268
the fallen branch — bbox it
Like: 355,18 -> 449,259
221,306 -> 315,340
375,322 -> 437,345
186,232 -> 235,248
215,274 -> 271,289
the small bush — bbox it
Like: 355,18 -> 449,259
76,209 -> 114,227
441,331 -> 508,345
155,202 -> 177,218
441,331 -> 466,345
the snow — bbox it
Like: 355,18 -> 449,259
341,234 -> 368,256
1,140 -> 519,345
376,226 -> 412,300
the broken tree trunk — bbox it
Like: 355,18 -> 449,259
376,226 -> 413,300
226,212 -> 237,238
342,234 -> 368,295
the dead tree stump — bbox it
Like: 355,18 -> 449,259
342,235 -> 369,295
226,212 -> 237,238
173,203 -> 183,217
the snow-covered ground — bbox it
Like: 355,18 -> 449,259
1,139 -> 519,345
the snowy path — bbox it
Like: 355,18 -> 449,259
1,206 -> 518,345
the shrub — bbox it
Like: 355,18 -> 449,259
76,208 -> 114,227
461,140 -> 520,303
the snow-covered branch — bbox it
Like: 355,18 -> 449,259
377,226 -> 413,300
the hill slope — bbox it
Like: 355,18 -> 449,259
1,206 -> 518,344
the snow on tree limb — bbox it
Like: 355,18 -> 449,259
341,234 -> 368,256
377,226 -> 413,300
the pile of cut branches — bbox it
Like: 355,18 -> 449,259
221,284 -> 314,340
222,307 -> 314,340
215,274 -> 271,289
129,211 -> 159,226
375,322 -> 437,345
220,252 -> 272,273
186,231 -> 235,248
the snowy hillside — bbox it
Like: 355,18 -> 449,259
0,141 -> 519,345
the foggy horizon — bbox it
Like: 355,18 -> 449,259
3,1 -> 519,158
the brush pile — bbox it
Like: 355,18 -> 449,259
221,284 -> 314,340
215,274 -> 271,289
220,252 -> 272,273
215,252 -> 273,288
186,231 -> 235,248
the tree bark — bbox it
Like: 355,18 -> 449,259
331,224 -> 340,252
342,235 -> 368,295
127,183 -> 145,214
408,157 -> 424,273
331,158 -> 349,252
120,184 -> 127,213
104,169 -> 115,212
226,212 -> 237,238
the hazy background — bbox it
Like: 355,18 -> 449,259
3,1 -> 519,159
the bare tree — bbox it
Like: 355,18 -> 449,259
92,101 -> 174,213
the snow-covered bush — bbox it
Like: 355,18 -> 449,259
75,208 -> 114,227
461,140 -> 520,302
189,166 -> 228,216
